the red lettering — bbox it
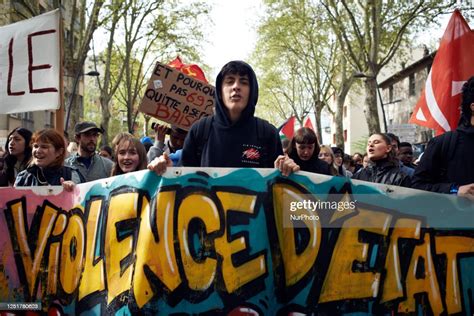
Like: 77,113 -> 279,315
8,38 -> 25,96
28,30 -> 58,93
169,109 -> 182,123
154,104 -> 170,119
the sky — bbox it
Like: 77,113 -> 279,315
202,0 -> 264,80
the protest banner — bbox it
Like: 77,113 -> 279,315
139,62 -> 216,130
0,169 -> 473,315
0,10 -> 61,114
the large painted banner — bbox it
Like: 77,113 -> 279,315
0,10 -> 60,114
0,168 -> 473,315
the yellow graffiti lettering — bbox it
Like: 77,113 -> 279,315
79,199 -> 105,300
134,191 -> 181,308
381,218 -> 421,303
319,209 -> 392,302
8,201 -> 58,298
47,213 -> 67,295
215,191 -> 265,293
435,236 -> 474,314
398,233 -> 443,314
59,213 -> 85,294
105,192 -> 140,304
272,183 -> 320,287
177,193 -> 219,291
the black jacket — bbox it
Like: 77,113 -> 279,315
411,124 -> 474,193
15,165 -> 85,187
181,61 -> 282,167
352,158 -> 411,187
289,153 -> 331,175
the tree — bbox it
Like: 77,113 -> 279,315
254,0 -> 339,142
65,0 -> 106,136
92,0 -> 209,145
322,0 -> 457,135
325,56 -> 356,149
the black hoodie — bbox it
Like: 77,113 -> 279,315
181,61 -> 283,167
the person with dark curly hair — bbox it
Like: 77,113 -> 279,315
0,127 -> 32,186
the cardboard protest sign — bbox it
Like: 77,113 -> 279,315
0,9 -> 61,113
139,62 -> 216,130
1,168 -> 473,314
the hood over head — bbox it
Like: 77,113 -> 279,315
214,61 -> 259,127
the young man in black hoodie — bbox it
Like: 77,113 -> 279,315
149,61 -> 299,175
412,76 -> 474,200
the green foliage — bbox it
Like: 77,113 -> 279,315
253,0 -> 340,139
87,0 -> 210,143
352,135 -> 369,155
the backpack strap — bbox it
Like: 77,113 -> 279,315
195,116 -> 214,164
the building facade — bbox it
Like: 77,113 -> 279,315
329,47 -> 435,155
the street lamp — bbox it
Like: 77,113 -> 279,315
64,70 -> 100,133
354,71 -> 388,132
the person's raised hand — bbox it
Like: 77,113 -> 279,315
155,124 -> 168,143
147,152 -> 173,175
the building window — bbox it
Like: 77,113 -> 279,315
389,85 -> 394,103
343,129 -> 347,142
343,106 -> 347,118
409,74 -> 416,96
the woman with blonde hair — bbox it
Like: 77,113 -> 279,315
318,145 -> 339,176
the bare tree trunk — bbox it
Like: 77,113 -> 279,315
66,0 -> 105,137
334,96 -> 344,149
143,115 -> 151,136
100,96 -> 111,146
314,106 -> 323,145
364,79 -> 381,135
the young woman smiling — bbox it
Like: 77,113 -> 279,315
14,129 -> 85,191
111,136 -> 147,176
352,133 -> 411,187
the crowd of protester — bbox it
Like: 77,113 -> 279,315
0,61 -> 472,200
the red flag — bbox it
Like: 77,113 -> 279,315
168,56 -> 208,83
280,116 -> 296,139
304,116 -> 314,130
409,10 -> 474,135
168,56 -> 184,69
